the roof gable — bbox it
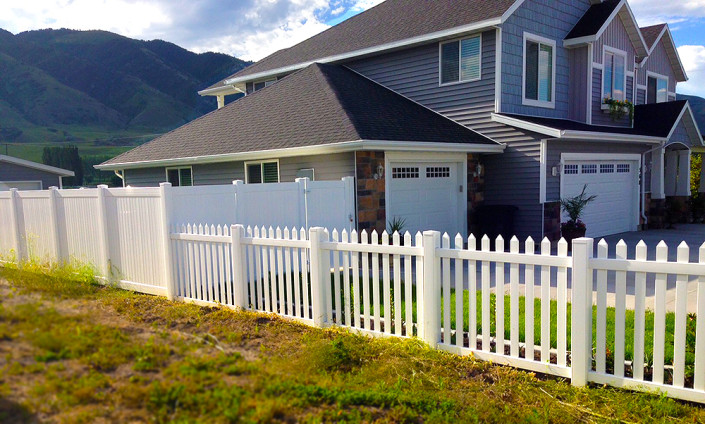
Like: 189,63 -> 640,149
639,24 -> 687,82
102,64 -> 498,169
564,0 -> 648,57
202,0 -> 520,95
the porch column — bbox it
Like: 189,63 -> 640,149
217,95 -> 225,109
664,150 -> 679,197
651,147 -> 665,199
676,150 -> 691,196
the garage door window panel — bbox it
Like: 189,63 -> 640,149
392,167 -> 419,179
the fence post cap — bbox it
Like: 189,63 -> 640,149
97,184 -> 109,189
159,182 -> 172,188
232,180 -> 244,186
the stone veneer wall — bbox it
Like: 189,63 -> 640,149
647,195 -> 666,229
543,201 -> 561,241
467,154 -> 485,235
356,151 -> 386,233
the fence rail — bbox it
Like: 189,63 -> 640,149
2,185 -> 705,403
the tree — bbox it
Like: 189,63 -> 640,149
691,153 -> 702,194
42,145 -> 84,187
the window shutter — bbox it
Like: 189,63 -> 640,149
460,37 -> 481,81
263,162 -> 279,183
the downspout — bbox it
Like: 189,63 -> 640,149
641,142 -> 666,228
114,170 -> 125,188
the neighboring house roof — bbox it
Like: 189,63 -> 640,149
640,24 -> 666,50
564,0 -> 648,58
201,0 -> 521,95
492,100 -> 703,144
0,155 -> 75,177
99,64 -> 502,170
638,24 -> 687,82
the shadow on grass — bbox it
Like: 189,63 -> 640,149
0,397 -> 39,424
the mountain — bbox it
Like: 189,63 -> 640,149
0,28 -> 250,144
677,93 -> 705,134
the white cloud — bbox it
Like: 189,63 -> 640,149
677,45 -> 705,97
630,0 -> 705,26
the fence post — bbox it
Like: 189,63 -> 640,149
342,176 -> 356,232
309,227 -> 329,327
232,180 -> 244,224
231,224 -> 248,309
421,230 -> 441,348
571,237 -> 594,387
159,182 -> 177,301
96,185 -> 111,279
9,188 -> 26,263
48,187 -> 64,263
295,177 -> 309,231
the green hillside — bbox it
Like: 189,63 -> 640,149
0,28 -> 249,161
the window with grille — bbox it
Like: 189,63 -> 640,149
426,166 -> 450,178
564,164 -> 579,175
581,164 -> 597,174
600,164 -> 614,174
617,164 -> 630,173
392,167 -> 419,179
246,161 -> 279,184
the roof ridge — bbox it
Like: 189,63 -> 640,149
313,63 -> 365,140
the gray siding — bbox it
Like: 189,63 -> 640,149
639,40 -> 677,94
545,140 -> 650,202
568,46 -> 589,122
346,29 -> 496,132
670,120 -> 693,147
482,126 -> 544,241
501,0 -> 591,118
636,88 -> 646,105
0,162 -> 63,188
124,153 -> 355,187
593,16 -> 638,71
591,69 -> 631,127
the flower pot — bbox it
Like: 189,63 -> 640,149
561,227 -> 586,248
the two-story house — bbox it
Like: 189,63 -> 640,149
97,0 -> 703,240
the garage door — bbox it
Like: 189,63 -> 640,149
0,181 -> 42,191
388,163 -> 462,236
562,160 -> 638,237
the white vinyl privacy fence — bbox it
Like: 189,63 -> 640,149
1,184 -> 705,403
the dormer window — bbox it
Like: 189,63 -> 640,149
522,32 -> 556,108
602,48 -> 627,101
647,73 -> 668,104
439,34 -> 481,85
254,79 -> 276,92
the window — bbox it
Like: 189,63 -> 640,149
166,167 -> 193,187
440,35 -> 481,84
600,164 -> 614,174
253,79 -> 276,92
523,33 -> 555,108
245,161 -> 279,184
647,75 -> 668,104
426,167 -> 450,178
295,168 -> 315,180
603,49 -> 626,101
564,164 -> 579,175
581,164 -> 597,174
392,167 -> 419,179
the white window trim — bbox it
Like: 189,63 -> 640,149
601,46 -> 628,103
244,159 -> 280,184
165,166 -> 194,186
522,32 -> 556,109
438,33 -> 483,86
253,78 -> 276,91
646,71 -> 669,104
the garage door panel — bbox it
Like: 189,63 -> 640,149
562,160 -> 637,237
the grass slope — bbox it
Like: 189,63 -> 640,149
1,265 -> 703,423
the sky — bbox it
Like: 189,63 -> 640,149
1,0 -> 704,97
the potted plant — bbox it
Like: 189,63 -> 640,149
560,184 -> 597,244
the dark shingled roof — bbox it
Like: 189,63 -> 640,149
640,24 -> 666,50
103,64 -> 497,167
207,0 -> 517,90
565,0 -> 621,40
499,101 -> 689,138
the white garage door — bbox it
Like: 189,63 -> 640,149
0,181 -> 42,191
562,160 -> 638,237
388,162 -> 463,237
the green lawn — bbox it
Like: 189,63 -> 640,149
1,263 -> 704,423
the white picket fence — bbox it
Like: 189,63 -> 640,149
1,184 -> 705,403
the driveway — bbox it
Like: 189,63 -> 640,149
457,224 -> 705,313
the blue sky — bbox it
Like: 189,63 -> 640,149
1,0 -> 704,97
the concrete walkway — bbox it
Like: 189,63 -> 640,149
458,224 -> 705,313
